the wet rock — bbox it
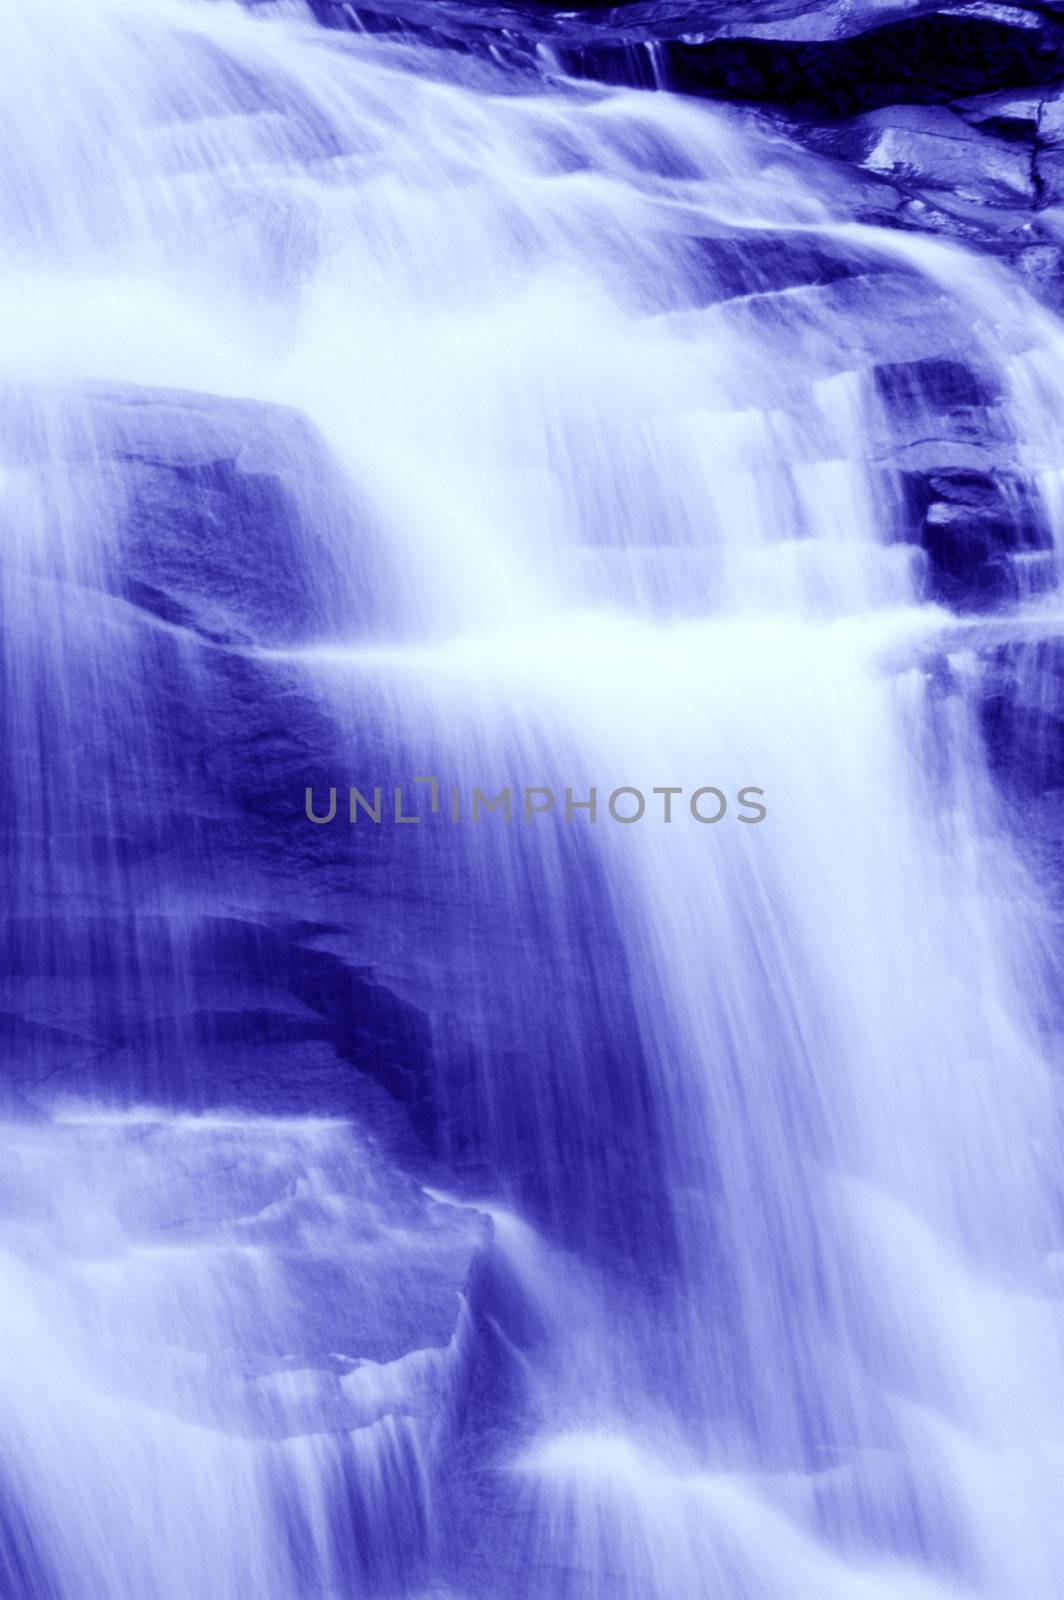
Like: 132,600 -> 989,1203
951,85 -> 1045,140
80,385 -> 365,648
1034,144 -> 1064,204
805,105 -> 1035,206
689,229 -> 876,302
872,355 -> 1011,461
0,1112 -> 492,1519
305,1 -> 1064,309
0,379 -> 660,1268
1038,85 -> 1064,139
311,0 -> 1064,121
899,468 -> 1049,608
869,354 -> 1051,607
979,634 -> 1064,796
708,270 -> 976,382
658,7 -> 1064,119
875,354 -> 1004,414
0,383 -> 435,1154
1014,242 -> 1064,309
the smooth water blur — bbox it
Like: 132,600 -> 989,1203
0,1113 -> 478,1599
3,0 -> 1064,1595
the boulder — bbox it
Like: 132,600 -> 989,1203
870,355 -> 1051,607
898,467 -> 1049,607
804,105 -> 1035,205
952,84 -> 1046,139
663,6 -> 1064,119
0,385 -> 430,1140
506,4 -> 1064,118
81,384 -> 367,648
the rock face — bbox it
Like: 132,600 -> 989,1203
319,0 -> 1064,111
93,388 -> 362,647
0,385 -> 426,1131
0,381 -> 660,1269
660,5 -> 1064,118
870,357 -> 1052,608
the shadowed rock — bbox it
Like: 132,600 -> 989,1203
82,385 -> 367,648
661,6 -> 1064,118
871,356 -> 1051,608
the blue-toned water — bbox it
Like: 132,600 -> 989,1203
3,1 -> 1064,1595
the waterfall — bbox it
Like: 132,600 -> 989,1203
2,0 -> 1064,1595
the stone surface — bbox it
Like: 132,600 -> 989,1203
82,384 -> 367,648
870,355 -> 1051,606
0,381 -> 661,1265
980,633 -> 1064,797
803,105 -> 1035,204
904,469 -> 1048,605
660,7 -> 1064,117
688,229 -> 878,301
0,386 -> 427,1138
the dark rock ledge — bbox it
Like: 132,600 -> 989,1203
314,0 -> 1064,114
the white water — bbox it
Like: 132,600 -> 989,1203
0,1113 -> 477,1599
2,0 -> 1064,1595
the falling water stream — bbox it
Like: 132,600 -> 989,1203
3,0 -> 1064,1595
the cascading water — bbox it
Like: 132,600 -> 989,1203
3,0 -> 1064,1595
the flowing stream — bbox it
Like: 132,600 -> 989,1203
2,1 -> 1064,1596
